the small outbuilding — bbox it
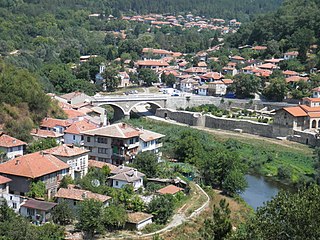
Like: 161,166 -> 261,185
20,199 -> 57,224
126,212 -> 153,230
156,184 -> 184,195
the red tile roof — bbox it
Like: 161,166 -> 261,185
30,129 -> 64,138
0,152 -> 69,178
136,60 -> 169,67
285,76 -> 309,83
55,188 -> 111,202
44,144 -> 89,157
283,107 -> 308,117
40,118 -> 71,128
312,87 -> 320,92
0,134 -> 26,148
64,120 -> 97,135
88,160 -> 117,171
0,175 -> 12,184
83,123 -> 141,139
63,109 -> 85,119
157,184 -> 183,195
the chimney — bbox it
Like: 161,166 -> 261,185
82,192 -> 88,199
133,169 -> 138,177
15,160 -> 20,165
120,164 -> 124,170
122,123 -> 126,128
40,151 -> 44,156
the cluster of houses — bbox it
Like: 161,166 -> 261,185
120,13 -> 241,33
0,92 -> 183,230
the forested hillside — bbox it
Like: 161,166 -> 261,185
2,0 -> 282,20
229,0 -> 320,63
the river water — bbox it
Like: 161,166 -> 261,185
240,175 -> 281,210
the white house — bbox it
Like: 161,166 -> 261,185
64,120 -> 98,145
20,199 -> 57,224
284,51 -> 298,60
109,165 -> 145,190
0,175 -> 21,213
198,85 -> 208,96
40,118 -> 71,134
180,78 -> 199,92
138,129 -> 164,160
0,133 -> 26,160
126,212 -> 153,230
44,144 -> 89,179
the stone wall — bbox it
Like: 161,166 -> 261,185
204,115 -> 273,137
156,108 -> 205,126
288,130 -> 319,147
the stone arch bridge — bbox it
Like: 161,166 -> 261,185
91,95 -> 168,121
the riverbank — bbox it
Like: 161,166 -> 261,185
127,117 -> 315,186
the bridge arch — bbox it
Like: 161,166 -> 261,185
128,101 -> 163,115
98,103 -> 127,122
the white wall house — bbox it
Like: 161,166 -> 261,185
0,175 -> 22,213
64,120 -> 98,146
109,166 -> 145,191
0,134 -> 26,160
20,199 -> 57,224
44,145 -> 89,179
138,129 -> 164,161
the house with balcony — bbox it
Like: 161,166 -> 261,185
20,199 -> 57,224
0,133 -> 26,160
44,144 -> 89,179
82,123 -> 141,165
0,152 -> 70,198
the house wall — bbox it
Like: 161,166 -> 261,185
83,135 -> 113,162
54,153 -> 88,179
137,218 -> 153,230
20,207 -> 50,223
1,175 -> 31,195
64,133 -> 83,145
0,146 -> 24,160
112,179 -> 143,190
1,193 -> 22,213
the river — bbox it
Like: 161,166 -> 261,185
240,175 -> 282,210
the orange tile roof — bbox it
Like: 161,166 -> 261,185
0,134 -> 26,148
83,122 -> 141,139
231,55 -> 244,61
283,70 -> 298,76
285,76 -> 309,83
0,152 -> 69,178
259,63 -> 277,69
30,129 -> 64,138
300,104 -> 320,112
137,60 -> 169,67
283,106 -> 308,117
308,112 -> 320,118
63,109 -> 85,119
201,72 -> 223,80
312,87 -> 320,92
139,129 -> 165,142
157,184 -> 183,195
44,144 -> 89,157
0,175 -> 11,184
184,67 -> 207,73
252,46 -> 267,51
222,79 -> 233,84
55,188 -> 111,202
40,118 -> 71,128
88,160 -> 117,171
64,120 -> 97,135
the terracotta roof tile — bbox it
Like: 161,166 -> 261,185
88,160 -> 117,171
40,118 -> 71,128
157,185 -> 183,195
64,120 -> 98,135
83,123 -> 141,139
0,175 -> 11,184
0,152 -> 69,178
30,129 -> 64,138
63,109 -> 85,119
139,129 -> 165,142
136,60 -> 169,67
44,144 -> 89,157
283,106 -> 308,117
0,134 -> 26,148
55,187 -> 111,202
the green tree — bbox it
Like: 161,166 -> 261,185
59,47 -> 80,64
231,74 -> 261,98
222,169 -> 248,196
148,194 -> 174,224
134,152 -> 158,178
102,66 -> 120,91
35,223 -> 65,239
27,181 -> 46,198
138,68 -> 158,87
76,199 -> 104,239
26,138 -> 58,153
52,200 -> 74,225
102,205 -> 127,231
200,199 -> 232,240
161,73 -> 176,87
263,77 -> 287,101
59,175 -> 74,189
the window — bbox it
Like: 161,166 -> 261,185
27,208 -> 35,216
98,148 -> 108,154
115,181 -> 118,186
98,157 -> 108,162
12,202 -> 17,209
81,135 -> 84,141
73,135 -> 76,140
98,137 -> 108,144
87,137 -> 91,142
144,142 -> 148,147
129,138 -> 134,144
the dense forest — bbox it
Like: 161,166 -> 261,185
1,0 -> 282,21
229,0 -> 320,63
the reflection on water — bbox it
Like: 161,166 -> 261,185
240,175 -> 280,210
